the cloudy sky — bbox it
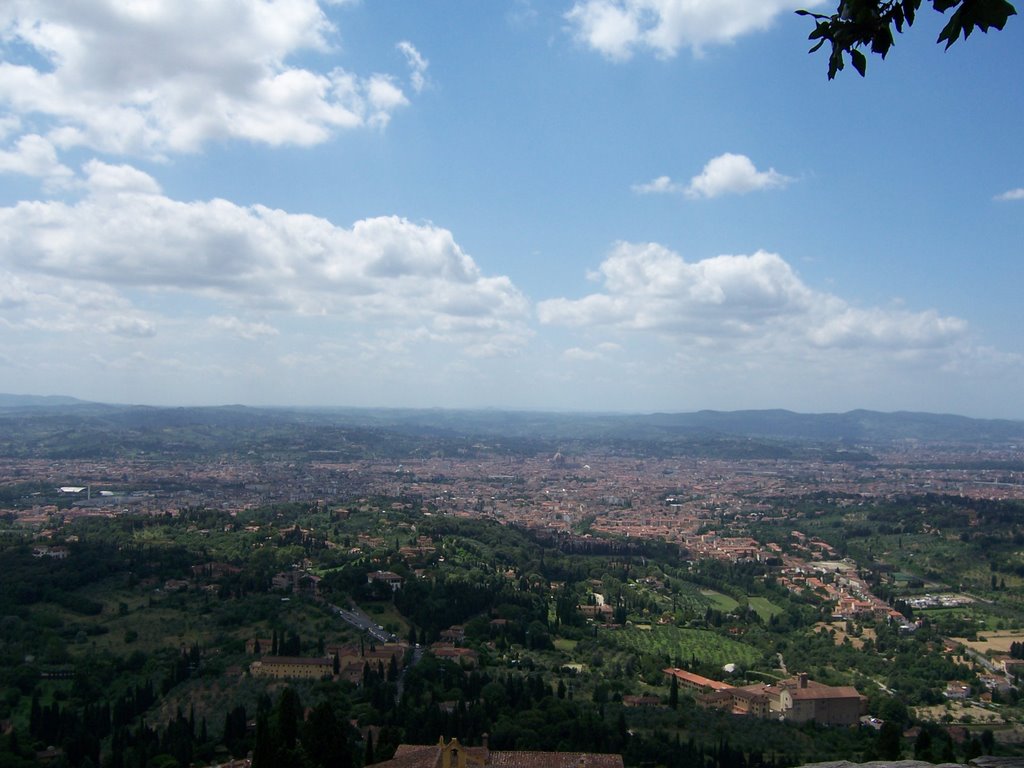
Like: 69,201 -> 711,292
1,1 -> 1021,417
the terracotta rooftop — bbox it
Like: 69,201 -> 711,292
488,752 -> 622,768
789,685 -> 863,701
370,740 -> 622,768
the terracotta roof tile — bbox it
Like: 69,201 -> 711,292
487,752 -> 622,768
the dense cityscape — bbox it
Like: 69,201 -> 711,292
2,403 -> 1024,767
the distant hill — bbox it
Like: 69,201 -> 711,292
0,397 -> 1022,460
303,406 -> 1024,445
636,408 -> 1024,444
0,393 -> 93,408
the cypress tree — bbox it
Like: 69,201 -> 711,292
364,732 -> 375,766
275,687 -> 302,751
252,710 -> 275,768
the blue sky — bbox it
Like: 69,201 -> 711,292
0,0 -> 1021,418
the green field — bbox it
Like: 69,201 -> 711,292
553,637 -> 578,652
747,596 -> 783,622
698,590 -> 781,623
700,589 -> 739,613
30,579 -> 355,658
605,624 -> 759,668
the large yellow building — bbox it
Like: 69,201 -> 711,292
249,656 -> 333,679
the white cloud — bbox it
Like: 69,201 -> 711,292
806,304 -> 967,349
397,41 -> 429,94
632,175 -> 682,194
0,0 -> 412,157
633,155 -> 792,199
365,75 -> 409,126
209,315 -> 280,340
538,241 -> 967,356
995,188 -> 1024,201
563,346 -> 602,361
0,267 -> 154,338
0,134 -> 73,184
565,0 -> 821,60
82,159 -> 162,195
565,1 -> 641,61
685,153 -> 791,198
0,166 -> 531,354
562,342 -> 621,361
103,315 -> 157,338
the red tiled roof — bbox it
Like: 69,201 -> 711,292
261,656 -> 332,666
663,668 -> 733,692
369,744 -> 622,768
789,685 -> 862,701
487,752 -> 622,768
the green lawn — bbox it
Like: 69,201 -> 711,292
553,637 -> 578,652
605,624 -> 759,668
700,589 -> 739,613
699,590 -> 781,622
747,597 -> 783,622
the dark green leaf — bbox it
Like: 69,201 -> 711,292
893,3 -> 906,30
937,6 -> 966,46
851,48 -> 868,75
871,27 -> 895,54
904,0 -> 918,25
971,0 -> 1018,30
802,0 -> 1014,78
828,48 -> 845,79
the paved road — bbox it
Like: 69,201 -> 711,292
330,602 -> 397,644
329,601 -> 424,703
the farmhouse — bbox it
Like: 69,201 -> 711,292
271,570 -> 322,594
622,694 -> 663,708
430,644 -> 479,667
368,570 -> 404,591
245,637 -> 273,655
32,546 -> 69,559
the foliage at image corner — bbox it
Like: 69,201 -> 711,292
798,0 -> 1017,78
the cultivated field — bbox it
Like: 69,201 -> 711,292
607,624 -> 759,668
952,629 -> 1024,655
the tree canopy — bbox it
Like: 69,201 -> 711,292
799,0 -> 1017,78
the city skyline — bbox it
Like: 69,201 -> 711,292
0,1 -> 1021,418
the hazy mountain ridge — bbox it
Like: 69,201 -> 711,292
639,408 -> 1024,443
1,396 -> 1021,450
0,393 -> 93,408
289,405 -> 1024,445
